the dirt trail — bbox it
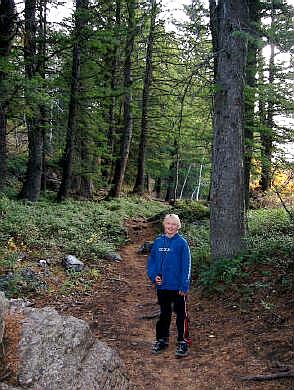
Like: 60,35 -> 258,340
43,218 -> 293,390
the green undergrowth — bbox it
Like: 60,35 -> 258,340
0,195 -> 168,269
173,199 -> 210,222
182,206 -> 294,294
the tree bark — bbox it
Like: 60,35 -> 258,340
133,0 -> 157,194
108,0 -> 136,198
0,0 -> 16,190
103,0 -> 121,183
154,176 -> 161,198
244,0 -> 260,208
179,163 -> 192,200
79,136 -> 93,198
260,6 -> 275,192
57,0 -> 89,201
19,0 -> 44,201
165,159 -> 176,202
210,0 -> 248,259
38,0 -> 49,194
209,0 -> 218,80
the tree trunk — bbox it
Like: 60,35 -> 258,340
179,163 -> 192,200
57,0 -> 89,201
244,0 -> 260,208
154,176 -> 161,198
104,0 -> 121,183
191,160 -> 204,201
0,113 -> 8,190
133,0 -> 157,194
79,136 -> 93,198
210,0 -> 248,259
38,0 -> 49,194
0,0 -> 16,190
108,0 -> 136,198
165,161 -> 175,202
209,0 -> 218,79
260,7 -> 275,192
19,0 -> 44,201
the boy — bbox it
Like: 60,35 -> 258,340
147,213 -> 191,357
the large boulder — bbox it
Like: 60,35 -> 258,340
1,305 -> 129,390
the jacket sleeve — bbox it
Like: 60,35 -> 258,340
180,241 -> 191,293
147,240 -> 157,283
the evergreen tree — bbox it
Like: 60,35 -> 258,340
209,0 -> 248,259
57,0 -> 89,201
108,0 -> 137,198
0,0 -> 17,190
19,0 -> 44,201
133,0 -> 159,195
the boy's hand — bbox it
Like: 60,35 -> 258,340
155,275 -> 163,285
178,290 -> 186,296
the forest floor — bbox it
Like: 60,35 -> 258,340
34,218 -> 294,390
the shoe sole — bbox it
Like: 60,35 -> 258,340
175,352 -> 188,358
151,346 -> 168,354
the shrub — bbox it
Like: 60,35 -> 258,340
198,256 -> 248,293
173,200 -> 210,223
185,206 -> 293,293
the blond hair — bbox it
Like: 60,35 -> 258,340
163,213 -> 181,228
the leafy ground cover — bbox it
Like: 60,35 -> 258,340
0,195 -> 167,266
182,206 -> 293,296
0,195 -> 168,297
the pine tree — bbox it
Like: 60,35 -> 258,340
19,0 -> 44,201
209,0 -> 248,259
57,0 -> 89,201
0,0 -> 17,189
108,0 -> 137,198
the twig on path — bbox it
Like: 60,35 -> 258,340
240,369 -> 294,381
140,310 -> 160,320
110,277 -> 131,286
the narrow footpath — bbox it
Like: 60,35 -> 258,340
50,218 -> 293,390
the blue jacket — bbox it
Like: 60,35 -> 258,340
147,233 -> 191,293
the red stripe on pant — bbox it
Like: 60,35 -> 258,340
183,295 -> 192,346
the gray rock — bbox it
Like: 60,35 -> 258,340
0,292 -> 8,344
9,298 -> 34,312
0,273 -> 14,293
137,241 -> 153,254
20,268 -> 47,292
104,252 -> 122,262
0,384 -> 22,390
38,259 -> 48,267
1,306 -> 129,390
63,255 -> 84,271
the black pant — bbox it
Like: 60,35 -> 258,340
156,289 -> 189,342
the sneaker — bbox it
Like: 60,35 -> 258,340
175,341 -> 189,358
152,339 -> 169,354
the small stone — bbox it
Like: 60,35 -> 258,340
137,241 -> 153,254
63,255 -> 85,272
38,260 -> 47,267
104,253 -> 122,262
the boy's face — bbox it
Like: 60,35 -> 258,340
163,218 -> 179,237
